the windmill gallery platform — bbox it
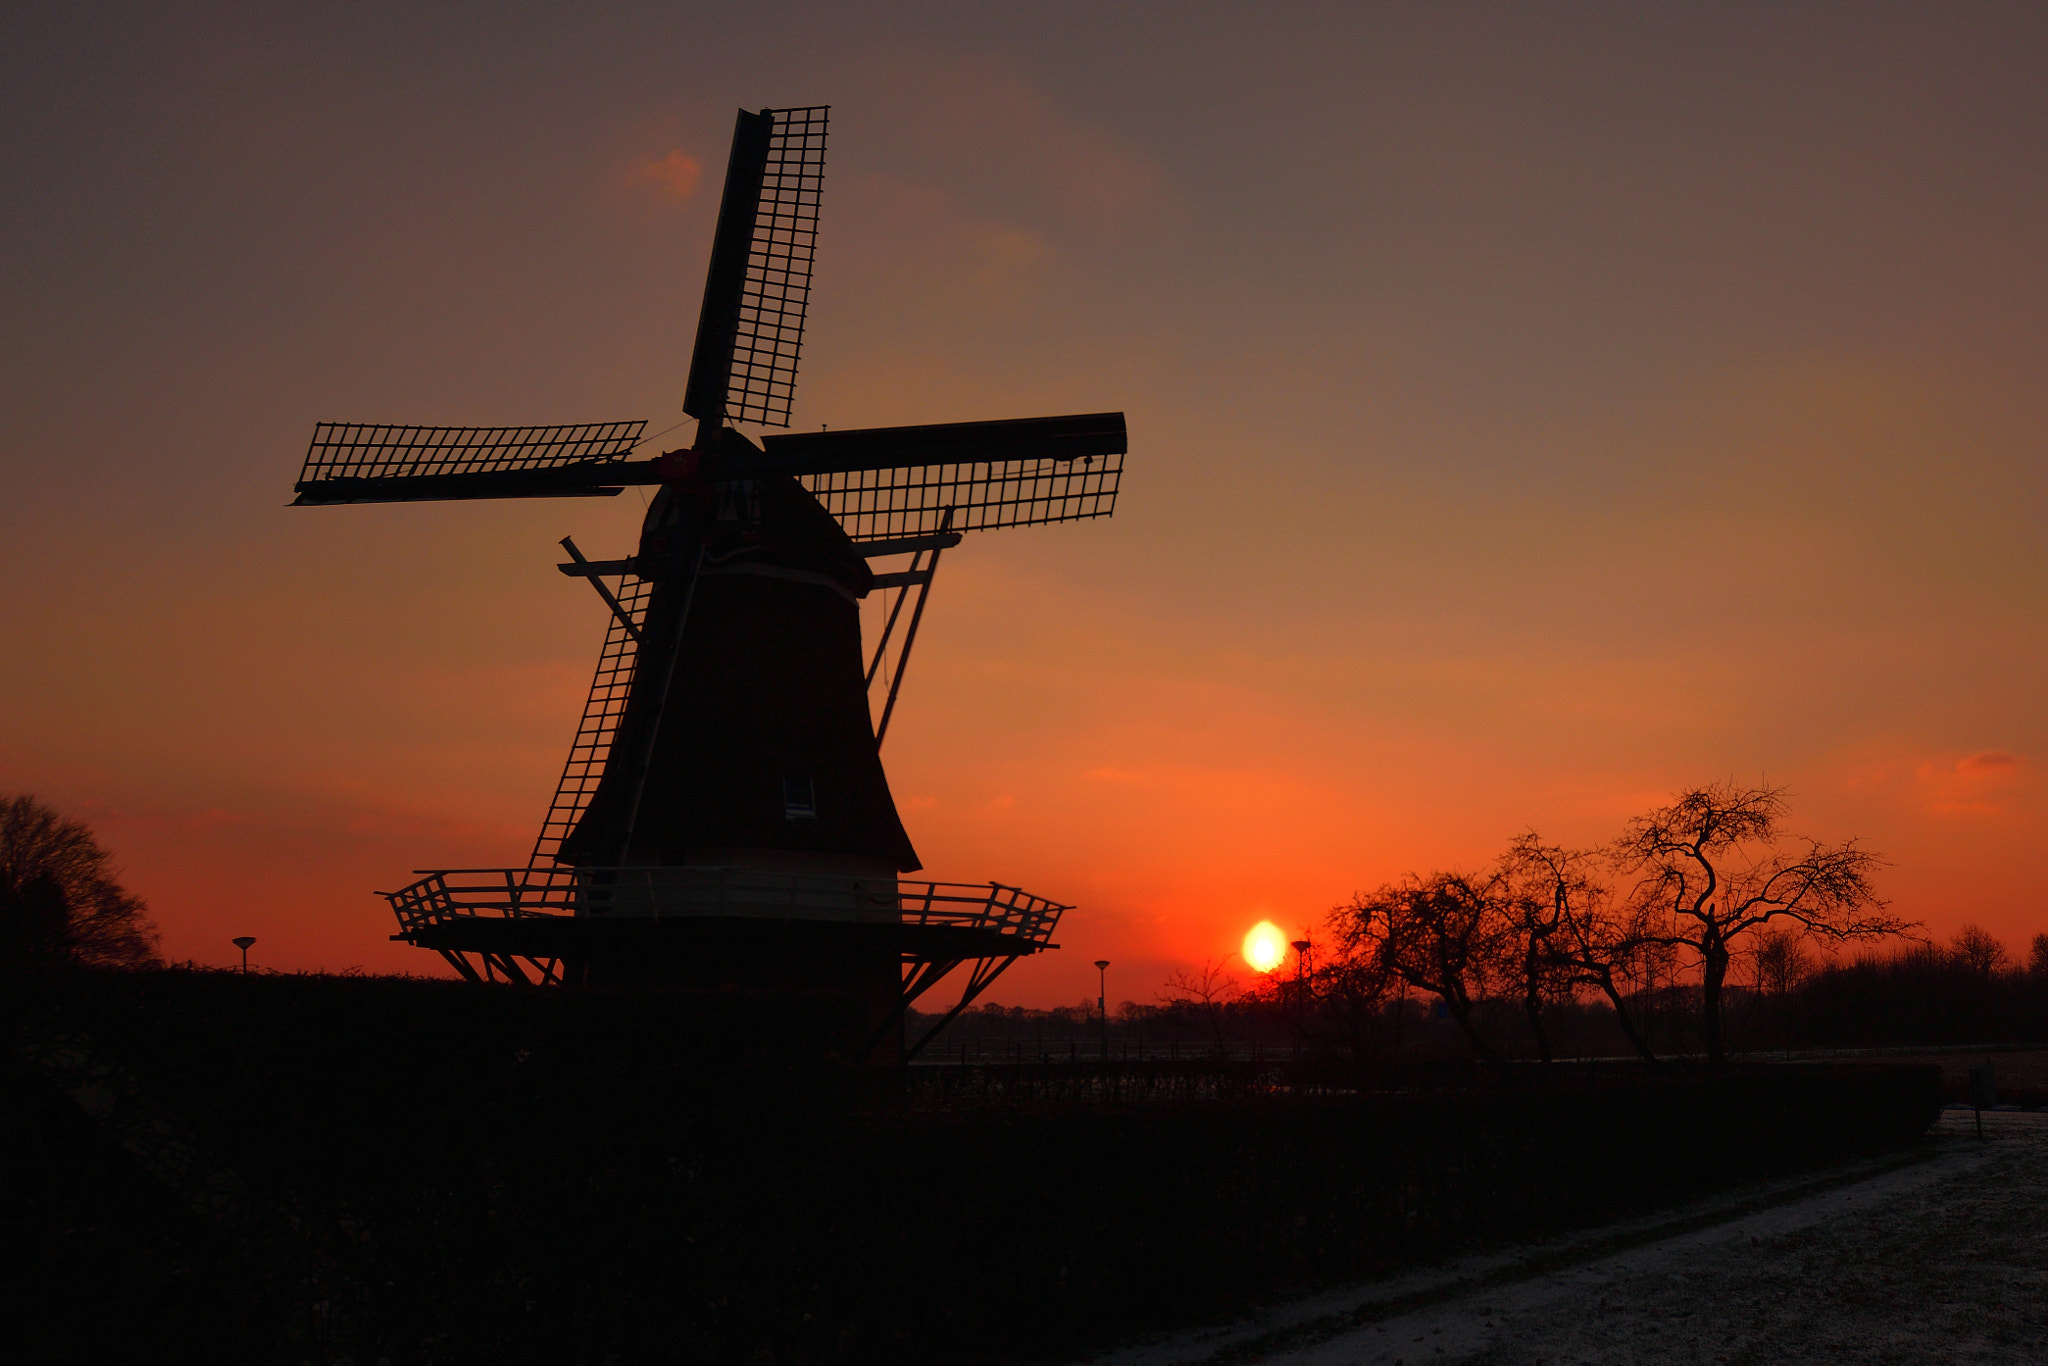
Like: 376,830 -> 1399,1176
291,105 -> 1127,1062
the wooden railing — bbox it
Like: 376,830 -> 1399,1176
384,866 -> 1065,948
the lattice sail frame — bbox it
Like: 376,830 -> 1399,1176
297,421 -> 646,487
803,451 -> 1123,542
725,106 -> 828,428
529,571 -> 652,868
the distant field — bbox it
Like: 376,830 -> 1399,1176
1810,1047 -> 2048,1105
1897,1047 -> 2044,1083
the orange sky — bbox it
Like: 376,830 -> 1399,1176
3,5 -> 2044,1006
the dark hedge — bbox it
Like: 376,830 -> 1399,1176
7,969 -> 1939,1364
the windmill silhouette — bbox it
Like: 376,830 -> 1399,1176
292,107 -> 1125,1060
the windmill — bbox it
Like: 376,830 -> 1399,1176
292,106 -> 1125,1061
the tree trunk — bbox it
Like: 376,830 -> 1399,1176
1524,940 -> 1553,1062
1701,933 -> 1730,1066
1592,969 -> 1660,1065
1445,987 -> 1503,1065
1523,987 -> 1552,1062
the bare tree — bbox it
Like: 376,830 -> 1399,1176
1333,872 -> 1510,1063
0,794 -> 160,970
1494,845 -> 1565,1061
2030,932 -> 2048,978
1950,923 -> 2011,977
1612,783 -> 1906,1065
1313,939 -> 1399,1057
1750,925 -> 1816,997
1499,834 -> 1662,1063
1156,958 -> 1241,1055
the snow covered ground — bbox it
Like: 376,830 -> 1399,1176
1080,1111 -> 2046,1365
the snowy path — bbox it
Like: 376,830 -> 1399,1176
1079,1112 -> 2046,1366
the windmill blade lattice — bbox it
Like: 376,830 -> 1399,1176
528,570 -> 653,870
684,106 -> 829,429
293,421 -> 647,504
802,452 -> 1122,541
727,107 -> 828,427
766,412 -> 1127,541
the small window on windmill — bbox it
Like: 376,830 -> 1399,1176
783,773 -> 817,820
715,479 -> 761,523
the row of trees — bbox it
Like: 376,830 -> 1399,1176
919,916 -> 2047,1060
1752,930 -> 2048,1051
942,784 -> 2044,1064
1165,783 -> 1925,1066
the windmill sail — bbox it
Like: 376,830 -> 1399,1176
683,106 -> 828,428
292,421 -> 648,504
766,412 -> 1126,541
528,570 -> 653,869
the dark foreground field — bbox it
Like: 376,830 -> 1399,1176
5,970 -> 1941,1365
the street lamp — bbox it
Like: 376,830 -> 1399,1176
1093,959 -> 1111,1059
232,935 -> 256,974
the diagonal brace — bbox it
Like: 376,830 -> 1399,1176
559,536 -> 642,643
871,506 -> 953,748
903,954 -> 1026,1062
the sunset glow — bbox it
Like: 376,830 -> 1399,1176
4,9 -> 2045,1006
1242,922 -> 1289,975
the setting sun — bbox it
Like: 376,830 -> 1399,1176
1242,921 -> 1289,974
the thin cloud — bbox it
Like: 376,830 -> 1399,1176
626,149 -> 702,204
1916,750 -> 2025,815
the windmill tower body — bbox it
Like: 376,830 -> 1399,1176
558,474 -> 917,1041
565,476 -> 918,878
292,107 -> 1125,1062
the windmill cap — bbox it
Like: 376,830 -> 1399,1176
656,449 -> 702,485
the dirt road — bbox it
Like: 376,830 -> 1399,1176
1085,1111 -> 2047,1365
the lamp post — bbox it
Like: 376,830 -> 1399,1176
1093,959 -> 1110,1059
232,935 -> 256,974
